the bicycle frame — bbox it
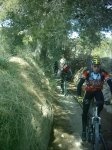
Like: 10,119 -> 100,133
86,99 -> 109,150
92,105 -> 101,150
86,99 -> 101,150
86,97 -> 109,150
63,80 -> 68,96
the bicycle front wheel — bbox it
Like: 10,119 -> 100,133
93,123 -> 100,150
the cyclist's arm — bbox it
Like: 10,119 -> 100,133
77,78 -> 85,96
77,69 -> 89,96
103,70 -> 112,93
107,79 -> 112,93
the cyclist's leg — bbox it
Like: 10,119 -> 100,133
82,92 -> 93,131
60,71 -> 64,93
61,78 -> 64,93
82,91 -> 94,140
94,91 -> 104,115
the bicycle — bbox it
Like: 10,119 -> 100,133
86,99 -> 109,150
60,73 -> 70,96
63,79 -> 69,96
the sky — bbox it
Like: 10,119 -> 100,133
70,31 -> 112,39
101,31 -> 112,38
0,20 -> 112,39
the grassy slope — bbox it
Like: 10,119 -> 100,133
0,54 -> 53,150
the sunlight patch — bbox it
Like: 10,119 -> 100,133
21,72 -> 29,81
9,57 -> 29,67
75,141 -> 81,147
26,57 -> 45,76
42,105 -> 50,117
27,86 -> 45,101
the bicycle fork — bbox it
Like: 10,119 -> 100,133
92,107 -> 101,133
92,116 -> 101,138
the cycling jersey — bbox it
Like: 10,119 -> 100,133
77,69 -> 112,95
82,69 -> 109,91
63,66 -> 71,73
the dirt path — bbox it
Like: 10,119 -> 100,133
48,93 -> 91,150
48,82 -> 112,150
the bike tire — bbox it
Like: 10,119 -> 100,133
86,117 -> 91,142
93,122 -> 100,150
87,119 -> 93,143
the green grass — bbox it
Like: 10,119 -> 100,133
0,56 -> 8,69
0,54 -> 53,150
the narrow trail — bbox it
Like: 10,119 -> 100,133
48,85 -> 91,150
48,82 -> 112,150
49,95 -> 82,150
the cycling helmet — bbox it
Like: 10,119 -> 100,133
91,55 -> 101,65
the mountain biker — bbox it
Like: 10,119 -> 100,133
77,55 -> 112,141
60,62 -> 73,94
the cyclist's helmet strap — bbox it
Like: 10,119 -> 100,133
91,55 -> 101,65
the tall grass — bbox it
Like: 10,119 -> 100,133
0,54 -> 53,150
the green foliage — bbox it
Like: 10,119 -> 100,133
92,37 -> 112,58
0,54 -> 53,150
0,1 -> 112,149
0,56 -> 8,69
0,0 -> 112,63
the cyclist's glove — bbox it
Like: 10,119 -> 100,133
78,96 -> 83,103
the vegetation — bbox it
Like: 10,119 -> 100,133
0,0 -> 112,149
0,52 -> 55,150
0,0 -> 112,60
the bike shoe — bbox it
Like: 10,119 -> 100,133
81,132 -> 86,141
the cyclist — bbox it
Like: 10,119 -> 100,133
60,62 -> 73,94
77,55 -> 112,141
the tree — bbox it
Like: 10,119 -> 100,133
0,0 -> 112,59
